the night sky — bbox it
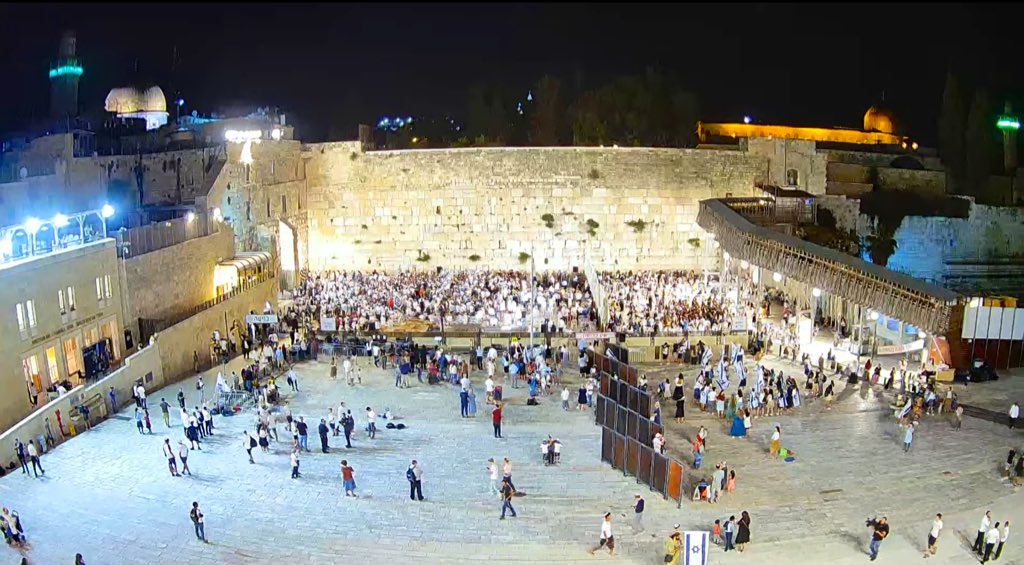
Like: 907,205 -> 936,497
1,3 -> 1021,143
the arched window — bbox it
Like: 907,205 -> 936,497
786,169 -> 799,186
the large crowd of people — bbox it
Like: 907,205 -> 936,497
292,270 -> 597,333
599,271 -> 735,335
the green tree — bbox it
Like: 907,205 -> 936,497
467,85 -> 490,141
528,74 -> 562,145
965,88 -> 995,197
938,71 -> 966,192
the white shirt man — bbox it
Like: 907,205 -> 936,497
135,384 -> 146,403
180,408 -> 190,428
27,442 -> 38,458
343,358 -> 352,376
488,347 -> 498,361
600,514 -> 613,541
485,377 -> 495,394
986,525 -> 1002,551
162,440 -> 175,460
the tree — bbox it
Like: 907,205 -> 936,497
528,75 -> 562,145
965,88 -> 995,197
938,71 -> 966,192
467,85 -> 490,141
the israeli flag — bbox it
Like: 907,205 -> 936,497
700,347 -> 712,367
896,398 -> 912,419
716,366 -> 730,391
683,531 -> 710,565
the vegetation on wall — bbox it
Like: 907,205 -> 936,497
588,168 -> 601,180
541,213 -> 555,229
469,254 -> 481,262
416,251 -> 431,262
625,219 -> 647,233
518,252 -> 531,264
687,237 -> 700,248
585,218 -> 600,237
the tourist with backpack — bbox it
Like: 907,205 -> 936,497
189,502 -> 207,542
407,460 -> 424,501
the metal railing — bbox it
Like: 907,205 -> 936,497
117,214 -> 218,258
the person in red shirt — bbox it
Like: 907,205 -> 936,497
492,402 -> 503,439
340,460 -> 357,497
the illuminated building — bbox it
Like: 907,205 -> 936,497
698,104 -> 907,147
104,85 -> 170,131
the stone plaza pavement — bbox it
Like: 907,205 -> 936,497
0,350 -> 1022,565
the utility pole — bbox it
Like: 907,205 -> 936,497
529,241 -> 536,351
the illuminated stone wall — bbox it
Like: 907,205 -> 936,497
294,145 -> 766,271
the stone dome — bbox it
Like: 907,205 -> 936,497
104,85 -> 167,114
863,105 -> 896,134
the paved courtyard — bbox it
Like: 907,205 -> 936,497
1,349 -> 1023,565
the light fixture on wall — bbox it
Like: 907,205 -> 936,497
812,287 -> 821,297
772,272 -> 782,282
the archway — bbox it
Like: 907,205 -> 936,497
278,220 -> 298,290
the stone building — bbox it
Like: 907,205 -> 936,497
0,238 -> 124,433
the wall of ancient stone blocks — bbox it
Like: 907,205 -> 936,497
298,145 -> 765,271
122,226 -> 236,333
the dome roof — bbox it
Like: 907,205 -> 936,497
863,105 -> 896,135
104,85 -> 167,114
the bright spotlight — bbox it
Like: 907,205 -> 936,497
101,204 -> 115,218
773,272 -> 782,282
740,260 -> 749,270
53,213 -> 69,228
743,115 -> 752,124
917,331 -> 927,339
723,251 -> 730,261
212,207 -> 223,222
25,217 -> 42,235
271,128 -> 282,141
812,287 -> 821,297
869,311 -> 879,321
186,211 -> 196,223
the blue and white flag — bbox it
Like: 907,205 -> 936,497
716,365 -> 730,391
683,531 -> 710,565
896,398 -> 912,419
735,360 -> 746,386
700,347 -> 712,367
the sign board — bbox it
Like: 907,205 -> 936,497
319,316 -> 337,332
246,314 -> 278,325
876,339 -> 925,356
575,331 -> 616,340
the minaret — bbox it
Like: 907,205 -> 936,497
1002,101 -> 1019,175
49,30 -> 82,120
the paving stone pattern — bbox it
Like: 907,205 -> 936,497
0,351 -> 1022,564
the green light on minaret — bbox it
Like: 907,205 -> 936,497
49,65 -> 83,79
997,115 -> 1020,131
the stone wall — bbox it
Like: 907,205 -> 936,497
70,146 -> 228,207
296,145 -> 764,270
122,226 -> 235,334
153,278 -> 277,380
0,343 -> 163,464
825,162 -> 945,194
815,195 -> 861,232
883,203 -> 1024,296
746,138 -> 827,194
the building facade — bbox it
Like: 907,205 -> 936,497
0,239 -> 124,432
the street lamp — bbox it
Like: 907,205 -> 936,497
100,204 -> 115,238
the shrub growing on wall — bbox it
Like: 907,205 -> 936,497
541,213 -> 555,229
518,252 -> 531,264
585,218 -> 600,237
625,219 -> 647,233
